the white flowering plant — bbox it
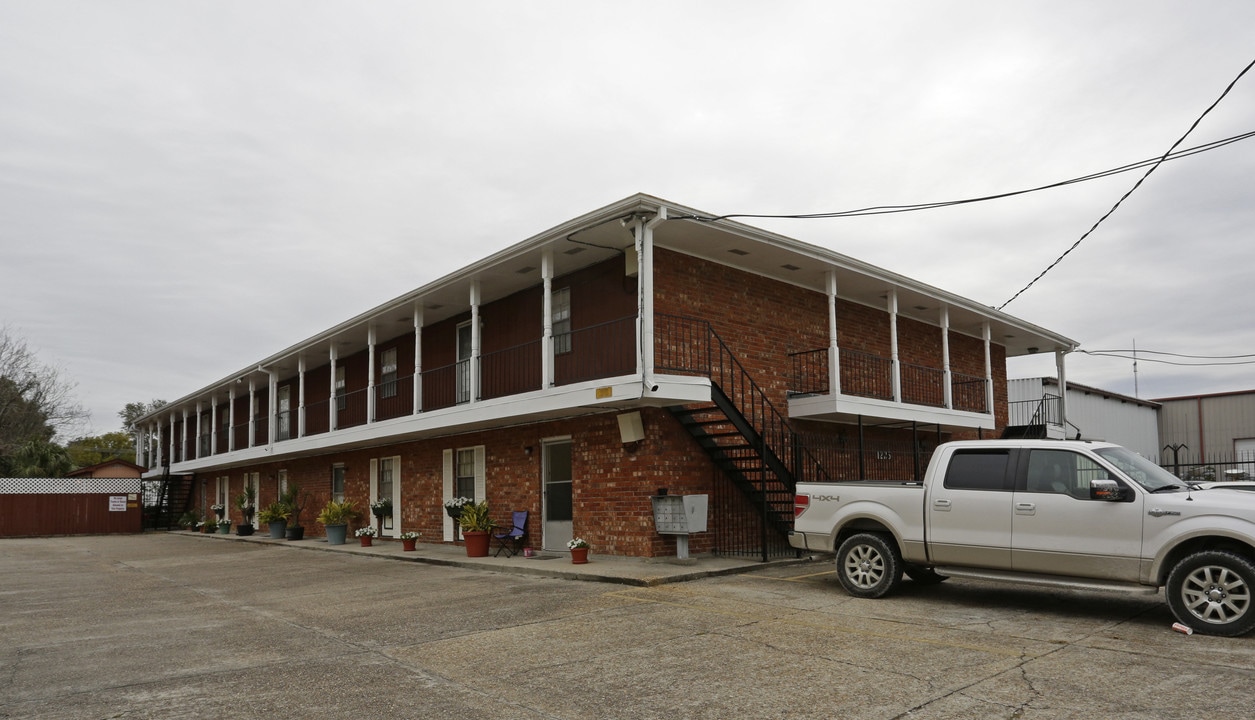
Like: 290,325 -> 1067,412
566,537 -> 589,550
355,526 -> 377,537
370,499 -> 392,517
443,497 -> 472,510
399,531 -> 420,540
217,518 -> 231,528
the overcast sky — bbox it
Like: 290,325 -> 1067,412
2,1 -> 1253,436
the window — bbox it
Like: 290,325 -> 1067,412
1027,449 -> 1121,499
943,449 -> 1011,491
552,287 -> 571,354
331,464 -> 345,503
335,366 -> 346,411
456,448 -> 476,501
380,348 -> 398,399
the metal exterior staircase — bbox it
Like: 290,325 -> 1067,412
657,314 -> 834,557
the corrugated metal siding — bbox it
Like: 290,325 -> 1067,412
1158,393 -> 1255,459
1064,389 -> 1160,459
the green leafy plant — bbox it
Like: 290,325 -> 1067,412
567,537 -> 589,550
317,500 -> 358,526
457,501 -> 497,532
235,484 -> 257,523
257,501 -> 291,525
280,483 -> 312,529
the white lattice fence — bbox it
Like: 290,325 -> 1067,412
0,478 -> 142,494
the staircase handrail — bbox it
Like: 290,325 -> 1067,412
656,313 -> 834,486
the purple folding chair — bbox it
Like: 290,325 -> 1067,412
492,510 -> 528,557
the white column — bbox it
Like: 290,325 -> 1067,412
413,305 -> 423,414
1056,349 -> 1069,436
542,248 -> 555,388
469,281 -> 481,403
940,307 -> 952,409
888,289 -> 901,403
368,324 -> 378,422
640,208 -> 664,384
329,344 -> 338,431
298,356 -> 306,438
181,408 -> 189,460
194,402 -> 202,459
210,397 -> 218,455
168,413 -> 175,465
228,387 -> 236,452
983,322 -> 994,417
267,370 -> 277,445
827,270 -> 840,396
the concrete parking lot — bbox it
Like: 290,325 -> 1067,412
2,534 -> 1253,719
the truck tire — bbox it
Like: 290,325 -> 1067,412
1166,550 -> 1255,637
904,564 -> 948,585
836,532 -> 903,599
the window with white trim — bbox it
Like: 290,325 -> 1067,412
331,464 -> 346,503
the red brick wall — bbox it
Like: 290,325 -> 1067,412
211,407 -> 731,558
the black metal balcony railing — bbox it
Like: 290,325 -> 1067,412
276,411 -> 292,441
901,362 -> 945,408
481,341 -> 542,400
951,373 -> 989,414
374,374 -> 415,421
554,316 -> 637,386
305,397 -> 330,436
789,347 -> 989,414
841,348 -> 893,401
1008,394 -> 1061,427
337,388 -> 369,429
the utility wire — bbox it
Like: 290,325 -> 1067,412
999,57 -> 1255,309
1084,349 -> 1255,359
672,129 -> 1255,223
1079,350 -> 1255,367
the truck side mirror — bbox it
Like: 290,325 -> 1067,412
1090,478 -> 1125,501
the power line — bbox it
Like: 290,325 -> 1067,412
1078,350 -> 1255,367
672,129 -> 1255,223
999,57 -> 1255,310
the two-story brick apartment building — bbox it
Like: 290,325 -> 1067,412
135,194 -> 1076,559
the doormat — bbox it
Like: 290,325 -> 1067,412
526,554 -> 561,560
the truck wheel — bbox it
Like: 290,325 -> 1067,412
904,564 -> 948,585
836,533 -> 903,598
1166,550 -> 1255,637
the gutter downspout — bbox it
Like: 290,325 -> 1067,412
638,207 -> 666,394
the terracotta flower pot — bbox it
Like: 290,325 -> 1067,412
463,530 -> 491,557
359,536 -> 373,547
570,547 -> 589,564
402,538 -> 417,552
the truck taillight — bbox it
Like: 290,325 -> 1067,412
794,494 -> 810,518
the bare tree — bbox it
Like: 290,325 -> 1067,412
0,326 -> 89,466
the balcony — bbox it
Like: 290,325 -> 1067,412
788,347 -> 993,431
150,315 -> 639,470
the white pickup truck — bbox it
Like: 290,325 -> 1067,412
789,439 -> 1255,636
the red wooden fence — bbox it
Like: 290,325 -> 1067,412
0,478 -> 143,537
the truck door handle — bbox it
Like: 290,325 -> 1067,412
933,499 -> 952,511
1015,502 -> 1036,516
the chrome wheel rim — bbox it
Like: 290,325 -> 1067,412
1180,564 -> 1252,626
844,544 -> 885,590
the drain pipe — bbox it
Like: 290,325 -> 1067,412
636,207 -> 666,395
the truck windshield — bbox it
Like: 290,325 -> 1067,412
1094,447 -> 1186,493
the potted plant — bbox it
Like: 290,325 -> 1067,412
198,517 -> 215,533
178,509 -> 200,531
399,530 -> 420,552
371,498 -> 392,536
317,500 -> 358,546
234,485 -> 257,536
257,502 -> 291,539
444,496 -> 471,540
281,484 -> 312,541
355,525 -> 377,547
567,537 -> 590,564
217,517 -> 231,535
458,501 -> 496,557
210,503 -> 226,520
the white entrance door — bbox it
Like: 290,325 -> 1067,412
371,456 -> 402,537
542,440 -> 573,551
